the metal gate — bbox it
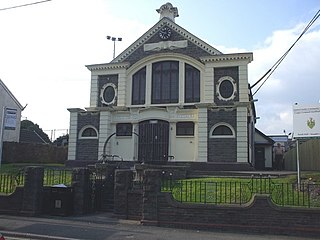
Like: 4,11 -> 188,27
90,166 -> 115,212
138,119 -> 169,163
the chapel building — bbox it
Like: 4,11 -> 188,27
67,3 -> 255,170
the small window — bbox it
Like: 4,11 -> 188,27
210,123 -> 235,138
80,126 -> 98,139
176,122 -> 194,136
116,123 -> 133,136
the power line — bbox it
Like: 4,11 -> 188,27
0,0 -> 52,11
251,9 -> 320,96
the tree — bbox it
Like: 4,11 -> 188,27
53,134 -> 69,146
20,120 -> 51,143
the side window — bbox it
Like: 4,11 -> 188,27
79,126 -> 98,139
132,67 -> 146,105
210,123 -> 235,138
185,64 -> 200,103
176,122 -> 194,136
152,61 -> 179,104
116,123 -> 133,136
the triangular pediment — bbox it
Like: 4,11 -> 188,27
112,17 -> 222,64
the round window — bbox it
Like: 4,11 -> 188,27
100,83 -> 117,105
103,86 -> 115,103
216,76 -> 236,101
219,80 -> 234,99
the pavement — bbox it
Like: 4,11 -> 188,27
0,212 -> 318,240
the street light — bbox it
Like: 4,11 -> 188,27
106,35 -> 122,59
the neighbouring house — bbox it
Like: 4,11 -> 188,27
254,129 -> 274,170
67,3 -> 256,170
0,79 -> 23,143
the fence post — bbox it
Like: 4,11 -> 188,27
21,166 -> 44,216
72,168 -> 91,215
141,169 -> 161,226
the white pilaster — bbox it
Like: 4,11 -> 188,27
197,107 -> 207,162
237,107 -> 248,162
98,111 -> 112,159
67,110 -> 79,161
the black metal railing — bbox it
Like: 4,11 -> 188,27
161,176 -> 320,208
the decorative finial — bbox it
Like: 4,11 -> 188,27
156,2 -> 179,22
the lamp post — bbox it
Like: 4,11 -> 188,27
106,35 -> 122,59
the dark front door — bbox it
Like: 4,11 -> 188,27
138,120 -> 169,163
255,146 -> 265,170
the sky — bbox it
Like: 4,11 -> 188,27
0,0 -> 319,140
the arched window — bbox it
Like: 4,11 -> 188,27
210,123 -> 235,138
152,61 -> 179,104
185,64 -> 200,103
132,67 -> 146,105
79,126 -> 98,139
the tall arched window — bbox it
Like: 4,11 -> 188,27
185,63 -> 200,103
132,67 -> 146,105
152,61 -> 179,104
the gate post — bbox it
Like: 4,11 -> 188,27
141,169 -> 161,226
72,168 -> 91,215
21,166 -> 44,216
114,169 -> 133,218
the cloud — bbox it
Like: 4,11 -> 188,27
250,24 -> 320,135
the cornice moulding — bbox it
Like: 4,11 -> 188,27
200,53 -> 253,63
86,62 -> 130,71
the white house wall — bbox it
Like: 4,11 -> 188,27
0,80 -> 22,142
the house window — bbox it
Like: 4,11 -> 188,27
210,123 -> 235,138
132,67 -> 146,105
185,64 -> 200,103
116,123 -> 133,136
176,122 -> 194,136
152,61 -> 179,104
80,126 -> 98,139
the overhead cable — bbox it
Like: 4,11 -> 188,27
0,0 -> 52,11
251,9 -> 320,96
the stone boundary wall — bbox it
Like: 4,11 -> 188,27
139,169 -> 320,238
0,167 -> 91,216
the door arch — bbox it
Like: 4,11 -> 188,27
138,119 -> 169,163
